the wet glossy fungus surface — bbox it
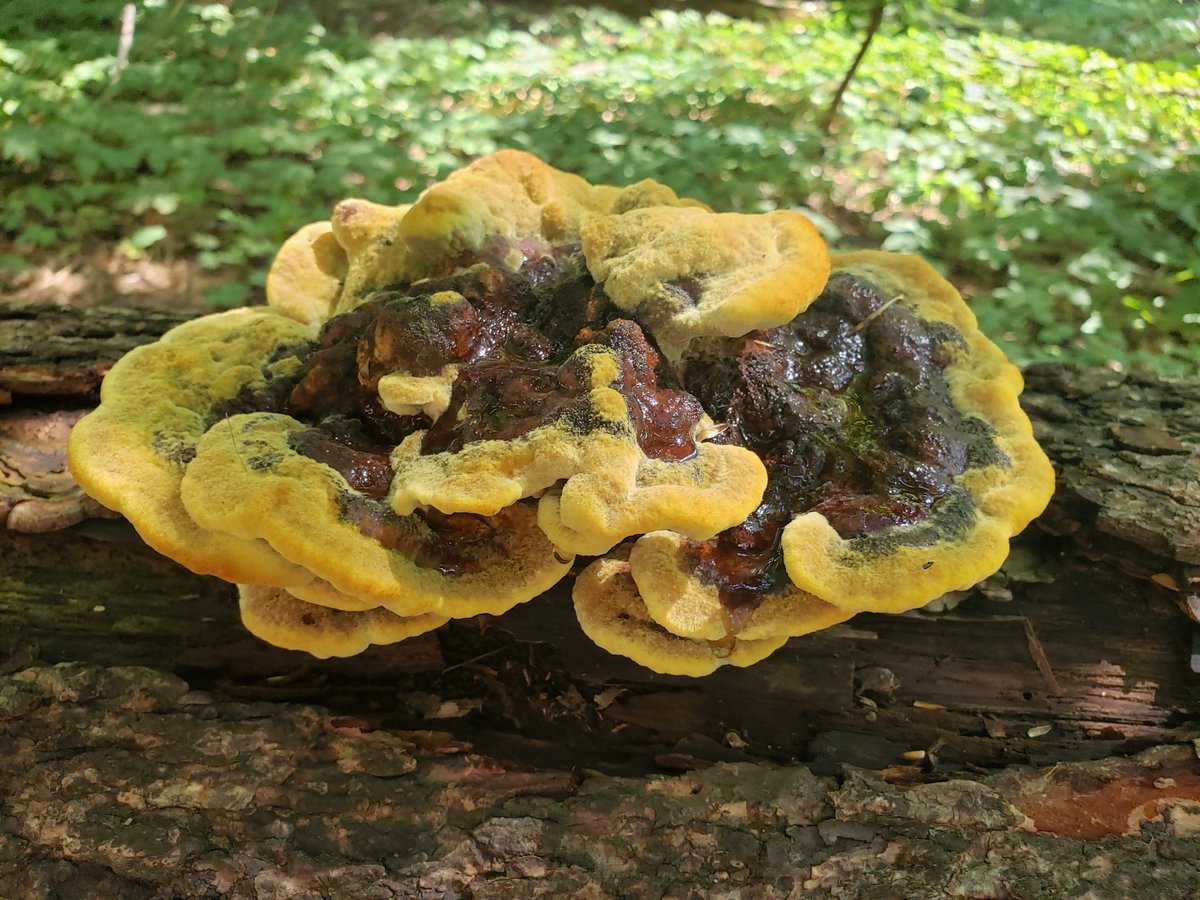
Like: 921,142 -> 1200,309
337,493 -> 523,577
682,272 -> 987,621
280,249 -> 705,567
289,421 -> 395,500
600,319 -> 705,463
286,249 -> 706,456
265,248 -> 986,593
421,318 -> 704,460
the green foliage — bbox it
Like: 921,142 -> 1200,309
956,0 -> 1200,63
1,0 -> 1196,371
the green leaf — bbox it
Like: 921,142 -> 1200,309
1,128 -> 41,164
16,223 -> 58,246
206,282 -> 250,309
0,0 -> 1195,372
128,225 -> 167,250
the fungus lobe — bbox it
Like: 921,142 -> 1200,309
67,151 -> 1053,672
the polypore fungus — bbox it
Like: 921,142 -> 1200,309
777,251 -> 1056,613
178,412 -> 572,617
265,221 -> 348,326
68,150 -> 1054,670
67,308 -> 319,588
573,549 -> 790,678
581,205 -> 830,359
615,251 -> 1056,667
238,583 -> 449,659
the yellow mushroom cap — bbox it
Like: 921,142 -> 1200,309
284,575 -> 381,612
581,206 -> 830,358
386,327 -> 767,558
238,583 -> 448,658
266,221 -> 349,326
534,441 -> 766,558
601,248 -> 1054,639
377,364 -> 459,421
627,530 -> 853,642
573,553 -> 789,677
395,149 -> 605,261
387,343 -> 637,518
67,151 -> 1055,675
328,151 -> 708,315
329,198 -> 413,310
66,308 -> 318,587
179,412 -> 573,617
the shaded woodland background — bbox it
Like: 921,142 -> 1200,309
0,0 -> 1197,370
2,5 -> 1200,893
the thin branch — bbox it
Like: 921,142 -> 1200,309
821,0 -> 887,136
111,4 -> 137,84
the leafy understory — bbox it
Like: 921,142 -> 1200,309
1,0 -> 1196,371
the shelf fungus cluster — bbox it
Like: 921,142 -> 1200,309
68,151 -> 1055,675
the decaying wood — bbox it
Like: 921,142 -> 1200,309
2,300 -> 1199,895
0,302 -> 193,402
3,662 -> 1199,898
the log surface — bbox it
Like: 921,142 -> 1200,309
2,301 -> 1199,895
3,662 -> 1199,898
0,302 -> 194,401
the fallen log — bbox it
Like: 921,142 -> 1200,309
2,300 -> 1198,895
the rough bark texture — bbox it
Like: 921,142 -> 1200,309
3,662 -> 1199,899
2,301 -> 1199,896
0,302 -> 194,402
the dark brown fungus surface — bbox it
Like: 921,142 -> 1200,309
680,271 -> 989,615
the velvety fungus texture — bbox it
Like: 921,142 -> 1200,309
68,151 -> 1053,673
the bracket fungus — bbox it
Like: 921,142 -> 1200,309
68,150 -> 1054,674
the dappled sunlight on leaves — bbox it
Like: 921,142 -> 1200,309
0,0 -> 1196,370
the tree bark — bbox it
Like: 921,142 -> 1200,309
0,302 -> 193,403
2,301 -> 1199,896
3,662 -> 1199,898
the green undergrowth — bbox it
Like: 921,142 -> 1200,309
1,0 -> 1197,371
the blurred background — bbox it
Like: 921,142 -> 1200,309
1,0 -> 1196,371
